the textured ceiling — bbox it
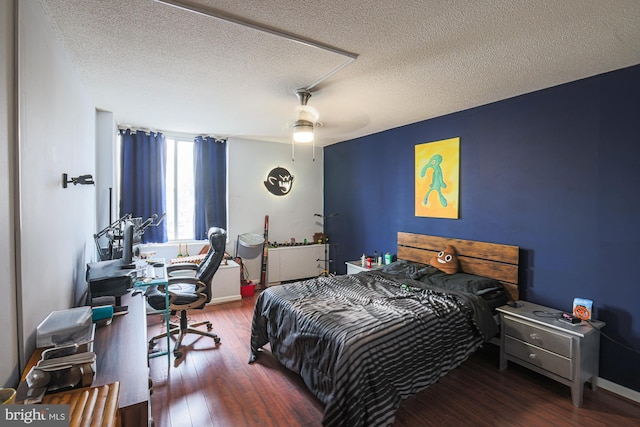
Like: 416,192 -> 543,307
38,0 -> 640,146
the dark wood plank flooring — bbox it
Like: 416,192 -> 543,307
148,293 -> 640,426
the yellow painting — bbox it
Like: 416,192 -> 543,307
415,137 -> 460,218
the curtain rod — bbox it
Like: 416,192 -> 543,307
117,126 -> 226,141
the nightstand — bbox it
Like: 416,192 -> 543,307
345,261 -> 384,274
496,301 -> 605,407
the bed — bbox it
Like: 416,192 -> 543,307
250,232 -> 519,426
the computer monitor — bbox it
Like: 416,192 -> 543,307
122,222 -> 134,265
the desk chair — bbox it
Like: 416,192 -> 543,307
147,227 -> 226,358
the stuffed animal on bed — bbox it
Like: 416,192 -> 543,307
430,245 -> 459,274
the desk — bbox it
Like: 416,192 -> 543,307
94,292 -> 151,426
17,292 -> 151,427
132,260 -> 170,364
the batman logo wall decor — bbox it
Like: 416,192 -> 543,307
264,167 -> 294,196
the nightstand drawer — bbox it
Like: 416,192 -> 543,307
503,316 -> 573,358
505,336 -> 573,380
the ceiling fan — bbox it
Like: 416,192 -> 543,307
288,88 -> 371,160
290,89 -> 322,161
293,89 -> 320,143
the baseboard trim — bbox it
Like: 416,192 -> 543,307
599,377 -> 640,404
208,295 -> 242,305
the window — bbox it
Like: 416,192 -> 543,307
118,131 -> 227,244
166,137 -> 195,241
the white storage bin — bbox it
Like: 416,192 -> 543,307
36,306 -> 93,348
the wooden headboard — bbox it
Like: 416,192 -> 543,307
397,232 -> 520,301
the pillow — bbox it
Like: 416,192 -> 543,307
380,259 -> 433,279
421,270 -> 503,295
429,245 -> 459,274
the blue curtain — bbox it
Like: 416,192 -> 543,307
120,129 -> 168,243
194,137 -> 227,240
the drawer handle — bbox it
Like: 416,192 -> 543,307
528,353 -> 538,360
529,333 -> 540,340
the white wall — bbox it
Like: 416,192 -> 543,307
228,138 -> 323,283
0,0 -> 19,388
12,1 -> 96,376
95,111 -> 117,250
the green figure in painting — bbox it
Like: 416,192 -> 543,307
420,153 -> 448,207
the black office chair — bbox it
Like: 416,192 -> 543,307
147,227 -> 227,358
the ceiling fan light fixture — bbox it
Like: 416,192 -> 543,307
292,90 -> 318,143
291,89 -> 320,160
293,120 -> 314,143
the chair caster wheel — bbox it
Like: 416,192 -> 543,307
148,341 -> 156,350
206,322 -> 213,330
214,337 -> 221,344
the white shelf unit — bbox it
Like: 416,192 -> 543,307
208,259 -> 241,304
267,244 -> 325,285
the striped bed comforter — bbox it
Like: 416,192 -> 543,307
249,270 -> 497,427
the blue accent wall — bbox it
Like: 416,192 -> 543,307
324,64 -> 640,392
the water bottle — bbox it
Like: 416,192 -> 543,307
385,252 -> 392,265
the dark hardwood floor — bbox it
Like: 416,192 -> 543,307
148,293 -> 640,427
